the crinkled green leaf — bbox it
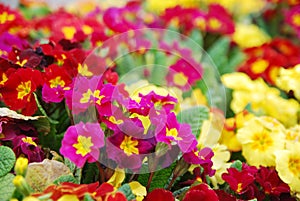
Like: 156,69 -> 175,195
53,175 -> 79,185
118,184 -> 135,200
138,162 -> 176,192
177,106 -> 209,138
64,158 -> 82,183
0,146 -> 16,177
0,173 -> 15,200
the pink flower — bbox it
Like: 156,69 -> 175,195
60,122 -> 105,168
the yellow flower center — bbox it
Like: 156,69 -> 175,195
292,13 -> 300,27
251,130 -> 273,151
237,183 -> 243,193
61,26 -> 76,40
288,157 -> 300,176
49,76 -> 65,88
78,63 -> 93,77
82,25 -> 93,35
208,17 -> 221,30
251,59 -> 269,74
109,116 -> 124,125
0,12 -> 15,24
194,17 -> 206,30
173,72 -> 188,87
166,127 -> 182,140
73,135 -> 93,157
16,59 -> 28,67
0,73 -> 8,85
22,137 -> 37,147
16,81 -> 31,100
120,136 -> 139,156
80,89 -> 105,105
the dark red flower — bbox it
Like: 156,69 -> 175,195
144,188 -> 174,201
183,183 -> 219,201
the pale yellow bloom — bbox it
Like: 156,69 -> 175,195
107,168 -> 125,189
276,64 -> 300,101
146,0 -> 198,13
129,181 -> 147,201
285,125 -> 300,143
237,116 -> 286,167
275,142 -> 300,193
202,0 -> 266,17
222,72 -> 299,127
58,195 -> 79,201
232,24 -> 271,48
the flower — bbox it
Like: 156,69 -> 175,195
222,164 -> 257,195
256,166 -> 290,197
12,135 -> 44,162
232,23 -> 271,48
237,116 -> 286,167
144,188 -> 174,201
0,68 -> 44,115
285,5 -> 300,37
276,64 -> 300,101
275,142 -> 300,193
182,183 -> 219,201
222,72 -> 299,127
60,122 -> 105,168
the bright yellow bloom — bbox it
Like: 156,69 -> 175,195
222,72 -> 299,127
275,142 -> 300,192
146,0 -> 198,13
58,195 -> 79,201
107,168 -> 125,189
276,64 -> 300,101
237,116 -> 286,167
129,181 -> 147,201
219,111 -> 254,152
202,0 -> 266,17
233,23 -> 270,48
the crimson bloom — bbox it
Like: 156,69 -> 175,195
182,183 -> 219,201
0,68 -> 44,115
144,189 -> 174,201
60,122 -> 105,168
222,164 -> 257,195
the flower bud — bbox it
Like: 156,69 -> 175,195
13,175 -> 31,196
14,157 -> 28,176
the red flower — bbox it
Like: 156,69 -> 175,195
0,68 -> 43,115
144,188 -> 174,201
256,166 -> 290,196
182,183 -> 219,201
222,166 -> 256,195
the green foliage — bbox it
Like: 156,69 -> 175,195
0,146 -> 16,177
53,175 -> 79,185
138,162 -> 176,192
177,106 -> 209,138
230,160 -> 243,171
118,184 -> 136,201
83,194 -> 95,201
0,173 -> 16,201
64,158 -> 82,183
81,163 -> 99,184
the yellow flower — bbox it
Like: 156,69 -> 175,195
232,23 -> 271,48
107,168 -> 125,189
222,72 -> 299,127
237,116 -> 286,167
23,197 -> 40,201
202,0 -> 266,17
219,111 -> 254,152
275,142 -> 300,192
129,181 -> 147,201
285,125 -> 300,143
14,157 -> 28,177
276,64 -> 300,101
146,0 -> 198,13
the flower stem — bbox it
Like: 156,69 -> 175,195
96,161 -> 105,183
33,93 -> 59,124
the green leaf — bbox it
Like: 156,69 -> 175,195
0,146 -> 16,177
118,184 -> 135,200
177,106 -> 210,138
83,193 -> 95,201
81,163 -> 99,184
230,160 -> 243,171
0,173 -> 16,200
138,162 -> 176,192
53,175 -> 79,185
64,158 -> 82,183
189,30 -> 203,47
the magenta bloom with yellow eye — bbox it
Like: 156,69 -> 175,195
60,122 -> 105,168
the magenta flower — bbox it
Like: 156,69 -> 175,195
183,147 -> 215,176
156,112 -> 197,153
166,59 -> 203,91
60,122 -> 105,168
12,135 -> 44,162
